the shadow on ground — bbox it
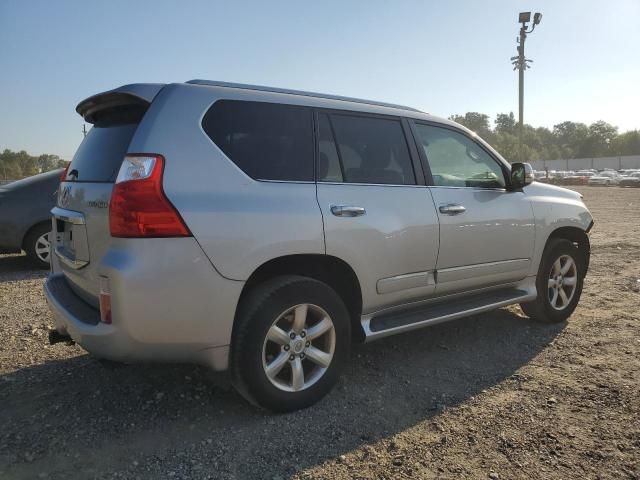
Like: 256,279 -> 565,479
0,254 -> 47,282
0,298 -> 565,479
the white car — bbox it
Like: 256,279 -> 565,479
619,172 -> 640,187
588,171 -> 621,186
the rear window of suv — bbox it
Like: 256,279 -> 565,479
65,124 -> 138,182
202,100 -> 314,181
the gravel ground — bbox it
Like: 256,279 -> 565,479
1,186 -> 638,480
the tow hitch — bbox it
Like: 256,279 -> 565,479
48,329 -> 75,346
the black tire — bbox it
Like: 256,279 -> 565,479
520,238 -> 585,323
231,275 -> 351,412
24,223 -> 51,269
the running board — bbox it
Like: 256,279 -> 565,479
362,287 -> 536,342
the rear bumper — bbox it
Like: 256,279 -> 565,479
45,237 -> 245,371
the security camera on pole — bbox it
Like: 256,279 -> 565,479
511,11 -> 542,162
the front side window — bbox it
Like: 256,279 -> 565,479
414,124 -> 506,188
202,100 -> 314,181
321,113 -> 415,185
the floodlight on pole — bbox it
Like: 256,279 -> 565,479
519,12 -> 531,23
512,11 -> 542,162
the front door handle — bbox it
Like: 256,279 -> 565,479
330,205 -> 366,217
439,203 -> 466,215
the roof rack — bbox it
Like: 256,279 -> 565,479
186,79 -> 423,113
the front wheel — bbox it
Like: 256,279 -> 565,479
231,276 -> 350,412
520,238 -> 585,323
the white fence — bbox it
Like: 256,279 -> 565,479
529,155 -> 640,171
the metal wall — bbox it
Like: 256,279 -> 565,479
529,155 -> 640,171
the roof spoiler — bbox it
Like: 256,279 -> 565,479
76,83 -> 165,124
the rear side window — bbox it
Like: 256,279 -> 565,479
324,114 -> 415,185
203,100 -> 314,181
66,124 -> 138,182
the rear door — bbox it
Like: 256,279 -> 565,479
52,85 -> 163,305
411,122 -> 535,295
53,122 -> 140,305
315,112 -> 440,313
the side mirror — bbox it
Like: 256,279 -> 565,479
510,162 -> 534,189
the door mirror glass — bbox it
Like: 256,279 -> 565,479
511,162 -> 534,189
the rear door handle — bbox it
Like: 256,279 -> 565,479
439,203 -> 466,215
330,205 -> 366,217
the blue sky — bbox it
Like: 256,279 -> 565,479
1,0 -> 638,160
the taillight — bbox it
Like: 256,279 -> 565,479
109,154 -> 191,238
60,163 -> 70,182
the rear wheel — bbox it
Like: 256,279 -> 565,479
24,223 -> 52,269
231,276 -> 350,412
520,238 -> 584,323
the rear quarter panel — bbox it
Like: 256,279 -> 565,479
127,83 -> 325,281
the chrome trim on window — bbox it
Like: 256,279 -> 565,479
427,186 -> 508,192
317,181 -> 424,188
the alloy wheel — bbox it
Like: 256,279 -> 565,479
35,232 -> 51,264
262,303 -> 336,392
547,254 -> 578,311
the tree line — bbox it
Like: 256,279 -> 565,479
0,149 -> 67,181
448,112 -> 640,162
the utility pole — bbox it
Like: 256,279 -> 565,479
517,26 -> 526,162
511,12 -> 542,162
82,124 -> 87,137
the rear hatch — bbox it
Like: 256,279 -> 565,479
53,84 -> 164,306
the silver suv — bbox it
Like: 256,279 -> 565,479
45,80 -> 593,412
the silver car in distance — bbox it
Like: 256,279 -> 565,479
45,80 -> 594,412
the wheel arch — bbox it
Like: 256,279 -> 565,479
546,226 -> 591,273
236,254 -> 364,342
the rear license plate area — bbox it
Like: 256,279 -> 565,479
51,208 -> 90,269
55,219 -> 75,254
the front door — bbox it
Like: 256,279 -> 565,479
315,112 -> 440,313
412,122 -> 535,295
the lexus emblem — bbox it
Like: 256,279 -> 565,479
60,185 -> 71,207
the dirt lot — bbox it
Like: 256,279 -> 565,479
1,186 -> 638,480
